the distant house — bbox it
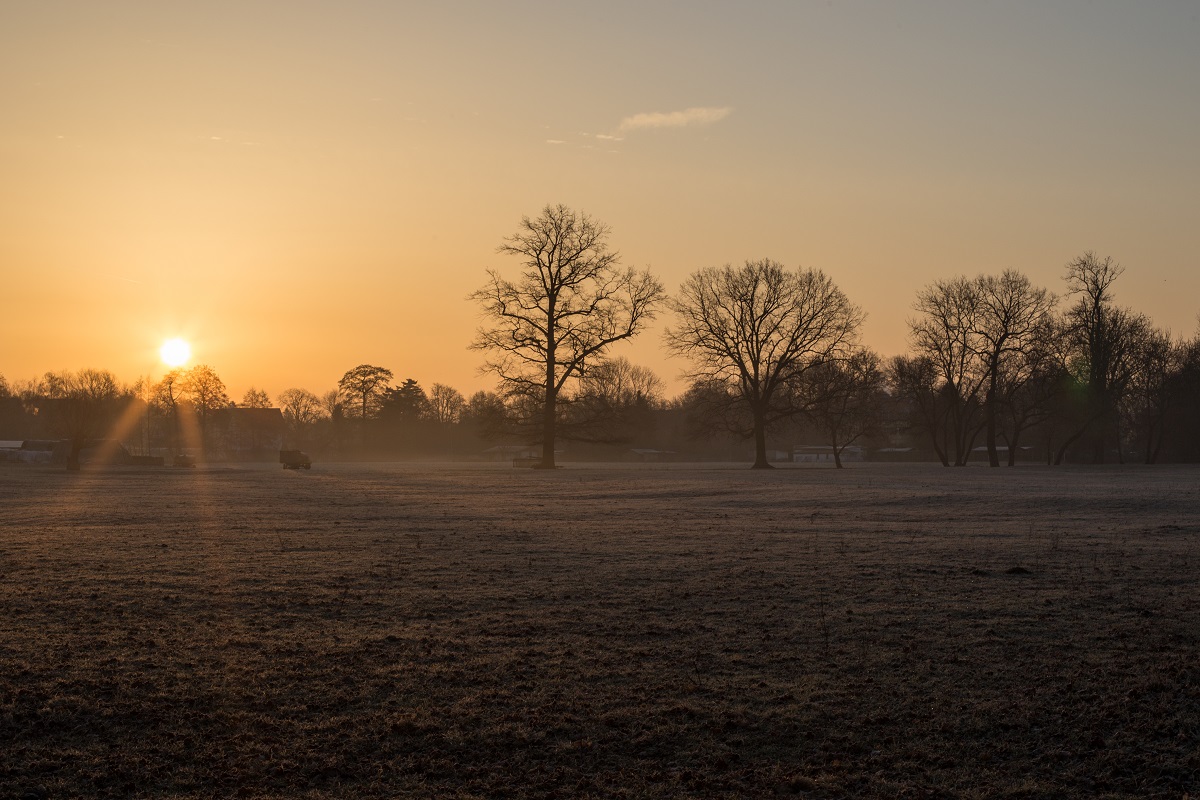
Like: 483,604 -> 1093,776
970,444 -> 1035,462
479,444 -> 546,462
792,445 -> 864,463
0,439 -> 129,465
0,440 -> 48,463
874,447 -> 918,462
628,448 -> 677,463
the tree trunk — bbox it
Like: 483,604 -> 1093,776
1055,423 -> 1090,465
67,439 -> 82,472
541,306 -> 557,469
1093,406 -> 1108,464
751,407 -> 772,469
540,387 -> 556,469
931,425 -> 950,467
958,418 -> 982,467
831,430 -> 843,469
985,380 -> 1000,467
1006,430 -> 1021,467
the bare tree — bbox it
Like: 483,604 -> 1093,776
278,388 -> 324,425
667,259 -> 863,469
1061,253 -> 1147,463
888,354 -> 958,466
995,331 -> 1068,466
320,389 -> 341,419
241,387 -> 272,408
181,365 -> 229,452
462,390 -> 509,439
576,357 -> 664,408
151,369 -> 186,456
804,347 -> 886,468
568,357 -> 665,444
907,271 -> 1057,466
278,388 -> 324,446
1161,329 -> 1200,461
470,204 -> 664,468
1124,326 -> 1183,464
908,276 -> 988,466
42,369 -> 127,470
974,271 -> 1057,466
428,383 -> 466,425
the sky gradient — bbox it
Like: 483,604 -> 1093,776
4,1 -> 1198,400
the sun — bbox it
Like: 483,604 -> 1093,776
160,338 -> 192,367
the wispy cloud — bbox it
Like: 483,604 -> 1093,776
618,106 -> 732,133
545,139 -> 565,145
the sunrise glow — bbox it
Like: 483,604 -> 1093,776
160,338 -> 191,368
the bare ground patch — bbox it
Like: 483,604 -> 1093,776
2,462 -> 1198,798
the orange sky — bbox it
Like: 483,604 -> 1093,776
3,2 -> 1198,401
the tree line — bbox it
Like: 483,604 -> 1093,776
3,205 -> 1198,469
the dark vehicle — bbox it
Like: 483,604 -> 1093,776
173,454 -> 196,468
279,449 -> 312,470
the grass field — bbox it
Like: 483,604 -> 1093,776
2,461 -> 1198,798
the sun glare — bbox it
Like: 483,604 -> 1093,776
160,338 -> 191,367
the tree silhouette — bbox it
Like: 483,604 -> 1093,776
41,369 -> 126,470
908,276 -> 988,466
337,365 -> 393,421
383,378 -> 429,423
805,347 -> 886,468
428,383 -> 466,424
667,259 -> 863,468
278,388 -> 323,428
470,204 -> 664,468
181,365 -> 229,452
241,387 -> 271,408
1062,252 -> 1147,463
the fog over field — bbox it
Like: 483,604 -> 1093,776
2,462 -> 1198,797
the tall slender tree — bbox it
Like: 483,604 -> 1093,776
1061,253 -> 1147,463
908,276 -> 987,466
973,271 -> 1057,466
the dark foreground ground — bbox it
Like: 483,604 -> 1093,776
1,461 -> 1198,798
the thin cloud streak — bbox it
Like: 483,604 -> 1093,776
618,106 -> 732,132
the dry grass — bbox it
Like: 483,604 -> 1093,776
2,461 -> 1198,798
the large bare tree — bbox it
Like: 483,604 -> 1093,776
278,388 -> 324,425
973,270 -> 1057,466
666,259 -> 863,469
1122,325 -> 1182,464
1061,252 -> 1147,463
908,276 -> 988,466
470,204 -> 664,468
